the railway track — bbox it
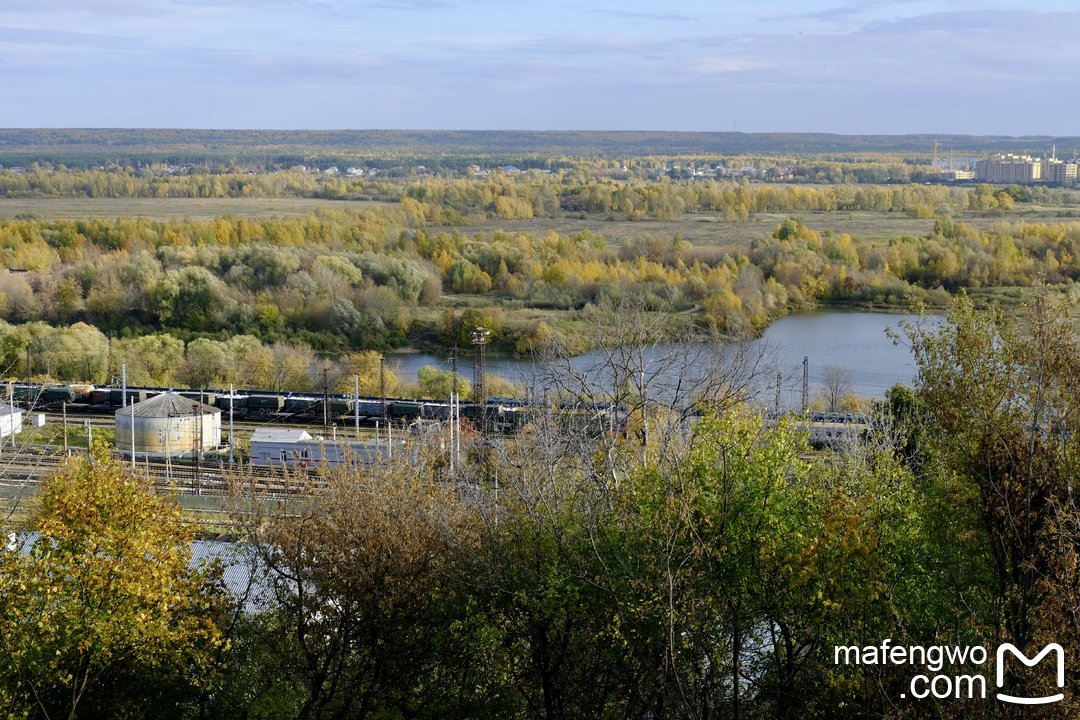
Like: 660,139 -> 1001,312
0,448 -> 322,497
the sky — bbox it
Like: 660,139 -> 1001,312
3,0 -> 1080,134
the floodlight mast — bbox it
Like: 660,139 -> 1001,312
471,327 -> 490,431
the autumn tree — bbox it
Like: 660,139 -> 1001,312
228,452 -> 489,720
267,341 -> 315,392
903,289 -> 1080,713
0,443 -> 227,720
335,349 -> 400,396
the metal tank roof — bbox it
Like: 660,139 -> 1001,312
115,392 -> 221,418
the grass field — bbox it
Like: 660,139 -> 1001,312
448,211 -> 941,248
5,196 -> 1077,251
458,208 -> 1080,249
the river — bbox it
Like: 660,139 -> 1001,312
387,310 -> 940,409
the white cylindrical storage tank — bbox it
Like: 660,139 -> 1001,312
115,392 -> 222,457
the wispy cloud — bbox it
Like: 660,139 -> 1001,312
2,1 -> 1078,133
695,57 -> 764,74
862,8 -> 1080,34
593,9 -> 696,23
0,25 -> 137,46
3,0 -> 188,16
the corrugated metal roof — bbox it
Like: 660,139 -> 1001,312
115,392 -> 220,418
250,428 -> 312,444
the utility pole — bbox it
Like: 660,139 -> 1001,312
379,356 -> 387,420
62,401 -> 68,454
196,390 -> 203,496
775,370 -> 782,418
125,405 -> 134,470
354,375 -> 360,440
640,364 -> 648,467
802,356 -> 809,414
164,415 -> 171,482
107,335 -> 113,386
121,363 -> 127,407
449,389 -> 455,474
450,348 -> 458,473
321,366 -> 330,431
6,383 -> 11,450
228,384 -> 234,464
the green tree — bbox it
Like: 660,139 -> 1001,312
0,443 -> 226,720
231,454 -> 487,720
117,333 -> 185,387
416,364 -> 471,399
903,289 -> 1080,712
181,337 -> 230,389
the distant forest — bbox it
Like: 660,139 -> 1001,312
1,129 -> 1078,168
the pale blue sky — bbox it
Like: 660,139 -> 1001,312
3,1 -> 1079,133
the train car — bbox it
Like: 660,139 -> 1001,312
214,394 -> 249,413
489,406 -> 530,432
38,386 -> 78,404
327,398 -> 354,416
805,421 -> 868,448
109,389 -> 148,406
355,398 -> 384,417
389,400 -> 422,418
460,403 -> 482,420
179,391 -> 217,406
420,401 -> 452,421
283,395 -> 320,414
67,384 -> 96,404
246,394 -> 285,413
10,385 -> 36,403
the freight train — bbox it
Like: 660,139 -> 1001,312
1,382 -> 624,433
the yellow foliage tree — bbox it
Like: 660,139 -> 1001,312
0,443 -> 227,719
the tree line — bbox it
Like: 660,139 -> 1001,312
0,207 -> 1077,356
10,165 -> 1079,222
3,127 -> 1075,164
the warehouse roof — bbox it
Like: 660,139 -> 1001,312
250,428 -> 312,444
115,392 -> 220,418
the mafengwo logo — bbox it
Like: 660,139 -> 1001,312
833,639 -> 1067,704
996,643 -> 1065,705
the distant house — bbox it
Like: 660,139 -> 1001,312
248,428 -> 389,467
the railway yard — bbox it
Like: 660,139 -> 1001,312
0,381 -> 871,515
